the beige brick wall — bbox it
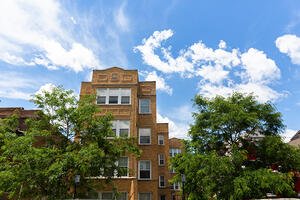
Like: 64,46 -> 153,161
80,67 -> 174,200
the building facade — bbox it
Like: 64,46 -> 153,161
80,67 -> 183,200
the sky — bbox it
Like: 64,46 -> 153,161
1,0 -> 300,141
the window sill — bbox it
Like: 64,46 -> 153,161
138,178 -> 152,181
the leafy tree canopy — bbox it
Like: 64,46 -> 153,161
0,86 -> 139,199
172,93 -> 300,199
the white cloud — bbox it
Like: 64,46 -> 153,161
0,0 -> 99,72
135,29 -> 282,102
0,72 -> 40,100
114,2 -> 130,32
240,48 -> 280,83
218,40 -> 227,49
157,105 -> 193,139
281,129 -> 297,143
143,71 -> 173,95
157,112 -> 189,139
196,65 -> 229,84
276,34 -> 300,65
35,83 -> 57,96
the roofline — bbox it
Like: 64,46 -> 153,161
92,66 -> 138,72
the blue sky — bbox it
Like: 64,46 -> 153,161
1,0 -> 300,141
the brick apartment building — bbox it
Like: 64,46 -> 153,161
80,67 -> 183,200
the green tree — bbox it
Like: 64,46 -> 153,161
0,86 -> 139,199
172,93 -> 300,199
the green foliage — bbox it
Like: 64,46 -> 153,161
0,86 -> 140,199
172,93 -> 300,199
191,93 -> 284,153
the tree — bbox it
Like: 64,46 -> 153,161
0,86 -> 139,199
172,93 -> 300,199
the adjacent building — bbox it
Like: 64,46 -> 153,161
80,67 -> 183,200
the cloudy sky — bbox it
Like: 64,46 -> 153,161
1,0 -> 300,141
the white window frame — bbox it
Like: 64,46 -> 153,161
99,192 -> 128,200
111,120 -> 130,138
139,99 -> 151,114
171,182 -> 180,190
169,148 -> 181,157
118,157 -> 129,177
139,128 -> 151,145
159,175 -> 165,188
158,135 -> 164,145
138,160 -> 151,180
138,192 -> 151,200
96,88 -> 131,105
158,154 -> 165,166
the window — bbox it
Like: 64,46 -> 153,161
169,148 -> 181,157
97,88 -> 131,105
100,157 -> 129,177
139,128 -> 151,144
158,154 -> 165,166
159,175 -> 165,188
139,99 -> 151,114
102,192 -> 113,200
158,135 -> 164,145
171,182 -> 180,190
111,120 -> 130,137
139,193 -> 151,200
139,160 -> 151,179
118,157 -> 129,177
100,192 -> 127,200
160,195 -> 166,200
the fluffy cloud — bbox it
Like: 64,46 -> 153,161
0,72 -> 41,100
157,105 -> 193,138
281,129 -> 297,143
135,29 -> 282,102
276,34 -> 300,65
143,71 -> 173,95
0,0 -> 99,72
35,83 -> 57,96
157,112 -> 189,139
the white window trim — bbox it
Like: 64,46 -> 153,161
159,175 -> 165,188
138,160 -> 151,180
139,128 -> 151,145
96,88 -> 131,105
169,148 -> 182,157
138,192 -> 152,200
110,120 -> 130,138
158,154 -> 165,166
158,135 -> 164,145
99,192 -> 128,200
139,99 -> 151,114
171,182 -> 180,190
118,156 -> 129,177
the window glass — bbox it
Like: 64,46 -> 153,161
118,157 -> 128,177
139,128 -> 151,144
117,193 -> 127,200
111,120 -> 130,138
121,96 -> 130,104
109,96 -> 118,104
139,99 -> 151,114
102,192 -> 113,200
139,193 -> 151,200
96,88 -> 131,105
158,154 -> 165,166
169,148 -> 182,157
158,135 -> 164,145
160,195 -> 166,200
159,176 -> 165,188
139,161 -> 151,179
